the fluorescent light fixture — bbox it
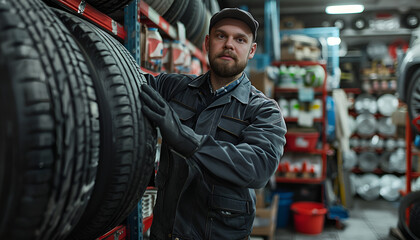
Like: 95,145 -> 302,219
327,37 -> 341,46
326,4 -> 364,14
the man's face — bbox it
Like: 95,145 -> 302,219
205,18 -> 257,78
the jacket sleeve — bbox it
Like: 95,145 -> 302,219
187,99 -> 287,189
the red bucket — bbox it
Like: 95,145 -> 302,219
291,201 -> 327,234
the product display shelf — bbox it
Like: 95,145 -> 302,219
284,117 -> 323,122
139,1 -> 208,69
347,88 -> 405,177
272,61 -> 329,184
275,87 -> 325,94
52,0 -> 126,40
275,176 -> 325,184
342,88 -> 362,94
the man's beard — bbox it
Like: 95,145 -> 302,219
209,51 -> 248,78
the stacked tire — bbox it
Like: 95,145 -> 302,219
85,0 -> 135,14
144,0 -> 216,47
0,0 -> 156,239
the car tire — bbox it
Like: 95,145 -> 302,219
163,0 -> 190,24
85,0 -> 134,14
53,9 -> 156,240
406,69 -> 420,132
0,0 -> 99,239
398,191 -> 420,240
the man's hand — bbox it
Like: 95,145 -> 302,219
140,84 -> 204,157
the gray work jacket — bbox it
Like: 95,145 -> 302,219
144,72 -> 286,240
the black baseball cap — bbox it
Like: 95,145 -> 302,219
209,8 -> 259,42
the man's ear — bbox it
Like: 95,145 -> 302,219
205,35 -> 210,52
248,42 -> 257,59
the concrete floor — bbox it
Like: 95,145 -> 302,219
254,197 -> 401,240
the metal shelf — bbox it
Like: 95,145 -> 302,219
274,61 -> 329,184
284,117 -> 323,122
54,0 -> 126,40
275,176 -> 325,184
96,225 -> 127,240
340,29 -> 412,38
275,87 -> 325,94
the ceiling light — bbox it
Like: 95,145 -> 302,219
325,4 -> 364,14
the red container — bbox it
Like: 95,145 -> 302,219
291,201 -> 327,235
285,131 -> 319,151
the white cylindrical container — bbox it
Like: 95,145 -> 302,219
162,39 -> 170,64
183,44 -> 191,69
147,28 -> 163,59
311,99 -> 323,118
278,99 -> 289,118
190,57 -> 202,75
172,40 -> 185,66
289,99 -> 299,117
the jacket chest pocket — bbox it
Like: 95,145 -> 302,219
215,116 -> 249,144
169,99 -> 196,128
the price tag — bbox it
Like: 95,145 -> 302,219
298,87 -> 314,102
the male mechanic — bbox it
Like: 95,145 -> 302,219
140,8 -> 287,240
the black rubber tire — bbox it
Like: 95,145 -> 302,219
410,203 -> 420,238
144,0 -> 174,17
398,191 -> 420,240
406,68 -> 420,133
163,0 -> 190,24
53,9 -> 157,240
85,0 -> 134,14
0,0 -> 99,239
180,0 -> 201,41
189,2 -> 207,47
191,10 -> 208,47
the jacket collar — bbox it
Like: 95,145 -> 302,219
188,71 -> 251,106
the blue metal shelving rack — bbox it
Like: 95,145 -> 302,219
124,1 -> 143,239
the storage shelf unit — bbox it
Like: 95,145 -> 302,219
138,1 -> 208,69
346,87 -> 406,179
279,28 -> 339,84
273,61 -> 329,184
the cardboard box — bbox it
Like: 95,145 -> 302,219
249,71 -> 275,99
281,35 -> 321,61
391,106 -> 407,126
